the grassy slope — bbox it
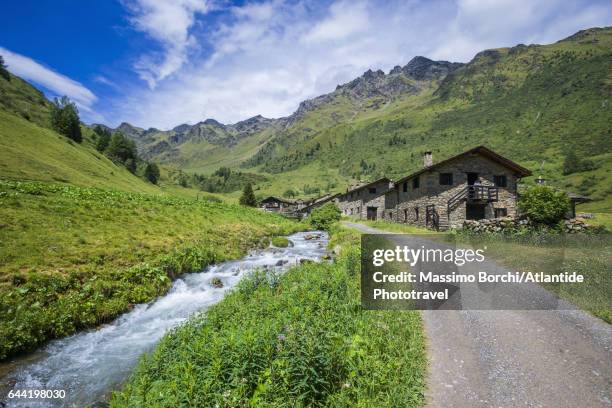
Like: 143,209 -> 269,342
0,73 -> 52,128
111,227 -> 426,407
180,128 -> 275,174
0,180 -> 299,359
0,110 -> 160,194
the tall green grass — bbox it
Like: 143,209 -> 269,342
451,230 -> 612,323
0,180 -> 300,359
111,227 -> 426,407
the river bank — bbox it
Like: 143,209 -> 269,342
0,180 -> 300,360
110,226 -> 426,407
1,231 -> 328,407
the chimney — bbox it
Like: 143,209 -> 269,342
423,151 -> 433,168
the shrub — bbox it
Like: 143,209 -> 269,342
309,203 -> 341,231
562,150 -> 596,175
518,185 -> 570,225
271,236 -> 289,247
282,188 -> 297,198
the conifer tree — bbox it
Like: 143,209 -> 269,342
239,183 -> 257,207
0,55 -> 10,81
144,162 -> 160,184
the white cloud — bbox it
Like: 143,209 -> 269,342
107,0 -> 612,129
122,0 -> 209,88
0,47 -> 98,112
302,0 -> 371,43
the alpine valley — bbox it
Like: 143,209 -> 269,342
3,27 -> 612,210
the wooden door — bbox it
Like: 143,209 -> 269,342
366,207 -> 377,220
466,204 -> 485,220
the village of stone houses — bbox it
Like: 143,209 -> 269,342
260,145 -> 596,234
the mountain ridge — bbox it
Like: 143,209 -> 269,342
98,56 -> 462,165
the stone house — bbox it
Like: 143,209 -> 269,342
336,178 -> 393,220
384,146 -> 531,230
260,196 -> 297,214
297,193 -> 339,217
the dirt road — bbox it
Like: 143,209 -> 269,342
344,221 -> 612,408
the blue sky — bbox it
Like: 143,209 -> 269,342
1,0 -> 611,129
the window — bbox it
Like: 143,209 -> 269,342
369,187 -> 377,194
415,207 -> 419,221
494,175 -> 507,187
439,173 -> 453,185
495,208 -> 508,218
402,182 -> 408,192
412,177 -> 420,189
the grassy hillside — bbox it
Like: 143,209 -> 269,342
0,180 -> 299,359
0,110 -> 162,193
176,127 -> 275,174
0,72 -> 52,128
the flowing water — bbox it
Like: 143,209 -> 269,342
0,231 -> 328,407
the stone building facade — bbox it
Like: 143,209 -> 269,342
385,146 -> 531,229
297,194 -> 339,217
336,178 -> 393,220
260,196 -> 296,214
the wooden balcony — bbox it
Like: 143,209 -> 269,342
466,185 -> 498,202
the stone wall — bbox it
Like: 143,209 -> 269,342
463,217 -> 603,234
336,179 -> 392,220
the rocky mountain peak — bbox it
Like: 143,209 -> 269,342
400,56 -> 463,80
362,68 -> 385,79
116,122 -> 144,139
232,115 -> 276,134
117,122 -> 135,130
172,123 -> 192,133
389,65 -> 403,75
239,114 -> 267,125
203,118 -> 223,127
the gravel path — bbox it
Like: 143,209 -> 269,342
343,221 -> 612,408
